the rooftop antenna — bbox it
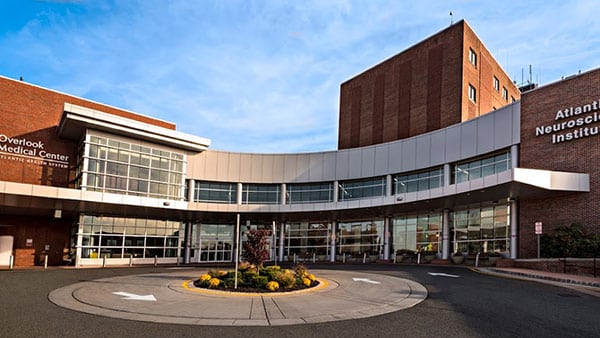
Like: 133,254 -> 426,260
450,11 -> 453,25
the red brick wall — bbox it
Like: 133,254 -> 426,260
0,215 -> 72,266
461,24 -> 520,121
519,68 -> 600,257
0,76 -> 176,187
338,20 -> 519,149
338,21 -> 464,149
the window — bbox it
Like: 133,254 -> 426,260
451,205 -> 510,254
493,76 -> 500,91
337,220 -> 384,255
393,168 -> 443,194
502,87 -> 508,101
287,182 -> 333,204
338,177 -> 386,201
81,135 -> 185,200
452,150 -> 512,184
194,181 -> 237,203
468,48 -> 477,67
241,184 -> 281,204
468,84 -> 477,103
76,216 -> 181,259
392,213 -> 441,253
284,222 -> 331,257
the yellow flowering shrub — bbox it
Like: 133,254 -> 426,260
302,277 -> 311,287
266,281 -> 279,291
208,277 -> 221,288
307,273 -> 316,282
199,274 -> 212,283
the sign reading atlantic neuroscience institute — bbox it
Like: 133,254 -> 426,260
535,99 -> 600,144
0,134 -> 69,169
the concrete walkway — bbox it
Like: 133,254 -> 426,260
478,267 -> 600,296
48,269 -> 427,326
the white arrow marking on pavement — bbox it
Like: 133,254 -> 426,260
112,291 -> 157,301
352,277 -> 381,284
428,272 -> 460,278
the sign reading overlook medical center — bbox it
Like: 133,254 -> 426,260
535,99 -> 600,144
0,134 -> 69,168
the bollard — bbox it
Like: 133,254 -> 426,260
363,252 -> 367,264
313,252 -> 316,263
44,255 -> 48,269
293,253 -> 297,263
9,255 -> 14,270
102,256 -> 107,268
129,256 -> 133,267
393,254 -> 397,264
342,254 -> 346,263
475,252 -> 480,267
154,255 -> 158,267
417,252 -> 421,265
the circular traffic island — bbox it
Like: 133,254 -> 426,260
193,263 -> 319,293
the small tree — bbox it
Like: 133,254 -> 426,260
242,229 -> 271,270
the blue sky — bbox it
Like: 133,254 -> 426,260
1,1 -> 599,153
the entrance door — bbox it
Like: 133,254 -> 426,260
196,224 -> 233,262
0,235 -> 14,266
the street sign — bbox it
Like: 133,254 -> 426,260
535,222 -> 542,235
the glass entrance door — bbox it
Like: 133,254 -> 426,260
197,223 -> 233,262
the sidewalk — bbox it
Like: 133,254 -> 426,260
479,267 -> 600,291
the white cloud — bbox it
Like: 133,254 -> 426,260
1,0 -> 599,153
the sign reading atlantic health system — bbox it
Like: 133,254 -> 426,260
535,99 -> 600,144
0,134 -> 69,168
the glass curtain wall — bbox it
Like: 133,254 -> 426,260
452,150 -> 511,184
241,184 -> 281,204
284,222 -> 331,260
76,215 -> 181,259
80,135 -> 185,200
338,177 -> 386,201
337,220 -> 384,256
393,168 -> 443,194
194,181 -> 237,203
286,183 -> 333,204
451,204 -> 510,254
392,213 -> 442,254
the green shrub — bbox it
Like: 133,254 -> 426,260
251,275 -> 269,289
222,275 -> 243,288
243,270 -> 259,282
541,223 -> 600,258
260,265 -> 282,280
273,271 -> 296,288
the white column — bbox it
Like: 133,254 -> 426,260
188,179 -> 195,201
237,182 -> 243,205
333,181 -> 339,202
278,222 -> 285,262
184,221 -> 192,264
510,200 -> 518,259
386,175 -> 392,196
330,221 -> 337,262
511,145 -> 519,168
442,209 -> 450,259
443,163 -> 451,187
383,217 -> 390,260
281,184 -> 286,205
